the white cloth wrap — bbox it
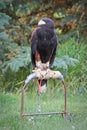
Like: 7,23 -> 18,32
33,69 -> 63,80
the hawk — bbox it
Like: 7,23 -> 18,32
30,17 -> 58,93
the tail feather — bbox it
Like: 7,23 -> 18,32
38,80 -> 47,93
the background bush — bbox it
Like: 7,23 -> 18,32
0,0 -> 87,93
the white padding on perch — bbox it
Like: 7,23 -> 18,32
33,69 -> 64,80
25,73 -> 37,84
25,69 -> 64,84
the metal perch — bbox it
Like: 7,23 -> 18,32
21,69 -> 67,119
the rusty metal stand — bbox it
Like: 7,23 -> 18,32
20,69 -> 67,120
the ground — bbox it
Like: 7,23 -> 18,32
0,89 -> 87,130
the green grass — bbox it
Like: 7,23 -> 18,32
0,90 -> 87,130
0,37 -> 87,130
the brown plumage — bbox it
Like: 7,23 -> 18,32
30,17 -> 58,93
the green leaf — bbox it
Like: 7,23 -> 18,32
0,13 -> 11,30
53,56 -> 79,69
0,2 -> 6,10
0,32 -> 9,41
1,43 -> 31,72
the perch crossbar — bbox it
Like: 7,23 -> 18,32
21,69 -> 67,119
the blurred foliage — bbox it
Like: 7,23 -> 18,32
0,13 -> 11,30
0,0 -> 87,92
53,56 -> 79,76
1,42 -> 31,72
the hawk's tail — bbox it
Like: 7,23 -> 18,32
38,79 -> 47,93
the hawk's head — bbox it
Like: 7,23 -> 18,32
38,17 -> 54,29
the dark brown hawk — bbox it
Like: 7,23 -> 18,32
30,17 -> 58,93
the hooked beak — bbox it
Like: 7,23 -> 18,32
38,19 -> 46,26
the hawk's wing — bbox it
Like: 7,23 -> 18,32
30,28 -> 58,68
30,28 -> 39,67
